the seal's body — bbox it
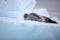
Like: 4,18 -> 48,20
24,13 -> 57,24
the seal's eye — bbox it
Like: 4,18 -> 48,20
24,13 -> 28,18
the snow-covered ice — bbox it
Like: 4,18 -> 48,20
0,17 -> 60,40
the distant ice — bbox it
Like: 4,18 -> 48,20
33,8 -> 50,18
0,0 -> 36,17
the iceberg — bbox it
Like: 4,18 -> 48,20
0,0 -> 36,18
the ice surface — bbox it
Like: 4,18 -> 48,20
0,17 -> 60,40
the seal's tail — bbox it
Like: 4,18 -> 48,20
50,20 -> 57,24
47,18 -> 58,24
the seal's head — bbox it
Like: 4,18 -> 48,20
24,13 -> 29,20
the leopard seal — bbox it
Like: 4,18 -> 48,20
24,13 -> 57,24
